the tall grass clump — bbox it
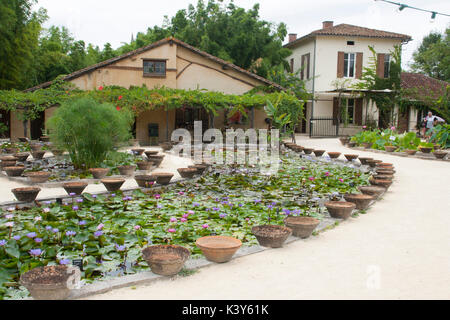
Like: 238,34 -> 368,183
46,97 -> 133,169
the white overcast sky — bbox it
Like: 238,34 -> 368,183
34,0 -> 450,70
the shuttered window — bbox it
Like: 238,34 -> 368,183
344,53 -> 355,78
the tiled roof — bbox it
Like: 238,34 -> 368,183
401,72 -> 449,100
284,23 -> 411,48
25,37 -> 283,92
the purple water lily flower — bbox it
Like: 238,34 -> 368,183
219,213 -> 227,218
34,238 -> 43,243
72,206 -> 79,211
59,259 -> 71,265
79,220 -> 87,226
69,193 -> 76,197
192,202 -> 200,207
26,232 -> 37,238
5,214 -> 13,219
66,231 -> 76,237
212,207 -> 219,211
52,228 -> 59,233
29,249 -> 42,257
202,224 -> 209,229
180,218 -> 187,222
13,235 -> 21,241
0,240 -> 7,246
5,222 -> 14,227
282,209 -> 291,215
157,204 -> 163,209
97,223 -> 104,230
94,231 -> 103,237
115,244 -> 126,252
43,207 -> 50,213
238,203 -> 244,207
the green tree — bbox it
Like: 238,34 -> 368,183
411,28 -> 450,82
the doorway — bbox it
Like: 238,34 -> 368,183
30,111 -> 45,140
0,109 -> 10,138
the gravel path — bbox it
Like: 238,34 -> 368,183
84,136 -> 450,300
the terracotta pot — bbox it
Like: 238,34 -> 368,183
344,154 -> 359,161
324,201 -> 356,219
366,159 -> 382,168
160,142 -> 173,151
384,146 -> 397,152
5,147 -> 19,154
433,151 -> 447,159
419,147 -> 432,153
192,164 -> 207,174
136,161 -> 153,171
12,187 -> 41,202
134,175 -> 156,188
177,167 -> 197,179
131,148 -> 145,155
154,172 -> 174,185
40,136 -> 50,142
362,142 -> 372,149
101,178 -> 125,191
0,155 -> 18,162
20,265 -> 80,300
369,178 -> 392,189
291,145 -> 304,152
303,148 -> 314,154
31,151 -> 46,160
373,174 -> 393,181
51,149 -> 64,156
343,193 -> 374,210
284,216 -> 319,238
89,168 -> 110,179
375,168 -> 395,175
347,141 -> 357,147
1,160 -> 17,169
251,225 -> 292,248
339,137 -> 350,145
196,236 -> 242,263
147,155 -> 164,167
142,245 -> 190,276
313,150 -> 325,157
327,152 -> 341,159
358,185 -> 386,199
377,162 -> 394,168
404,149 -> 417,156
144,150 -> 159,158
117,165 -> 136,176
26,171 -> 51,183
63,182 -> 88,196
358,157 -> 373,165
14,152 -> 30,162
4,166 -> 25,177
30,144 -> 42,152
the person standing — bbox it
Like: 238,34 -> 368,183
423,112 -> 435,139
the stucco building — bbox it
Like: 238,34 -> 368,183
284,21 -> 412,136
10,37 -> 281,144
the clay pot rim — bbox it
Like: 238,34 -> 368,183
20,265 -> 76,287
134,175 -> 156,179
313,150 -> 325,152
196,236 -> 242,250
177,168 -> 197,172
12,187 -> 41,192
25,171 -> 51,176
251,225 -> 292,238
89,168 -> 109,172
284,216 -> 320,225
0,156 -> 18,161
153,172 -> 174,177
327,152 -> 341,155
358,185 -> 386,191
433,151 -> 447,154
358,157 -> 373,160
101,178 -> 125,183
324,201 -> 356,208
63,182 -> 88,187
142,245 -> 190,264
344,154 -> 358,157
344,193 -> 374,200
117,165 -> 136,169
4,166 -> 25,170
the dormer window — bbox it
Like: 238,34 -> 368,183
347,41 -> 355,45
143,59 -> 166,77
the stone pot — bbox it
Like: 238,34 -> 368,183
343,193 -> 375,210
4,147 -> 19,154
369,178 -> 392,189
20,265 -> 80,300
375,168 -> 395,175
31,151 -> 46,160
196,236 -> 242,263
358,157 -> 373,165
313,150 -> 325,157
347,141 -> 357,147
251,225 -> 292,248
142,245 -> 190,276
339,137 -> 350,145
284,216 -> 319,238
40,136 -> 50,142
12,187 -> 41,202
63,182 -> 88,196
324,201 -> 356,220
404,149 -> 417,156
89,168 -> 110,179
327,152 -> 341,159
373,174 -> 393,181
101,178 -> 125,191
1,156 -> 18,169
26,171 -> 51,183
117,165 -> 136,176
131,148 -> 145,155
419,147 -> 432,153
366,159 -> 382,168
177,168 -> 197,179
160,142 -> 173,152
384,146 -> 397,152
4,166 -> 25,177
190,164 -> 207,174
362,142 -> 372,149
14,152 -> 30,162
154,172 -> 174,185
344,154 -> 359,161
433,151 -> 447,159
291,145 -> 303,152
30,144 -> 42,152
136,161 -> 153,171
358,185 -> 386,199
303,148 -> 314,155
147,155 -> 164,167
134,175 -> 156,188
144,150 -> 159,158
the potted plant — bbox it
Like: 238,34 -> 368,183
343,193 -> 375,210
324,201 -> 356,219
142,245 -> 190,276
366,159 -> 382,168
369,178 -> 392,189
284,216 -> 320,239
404,149 -> 417,156
20,265 -> 80,300
418,142 -> 433,153
147,155 -> 164,167
251,225 -> 292,248
375,168 -> 395,175
89,168 -> 110,179
131,148 -> 145,156
11,187 -> 41,202
63,182 -> 89,195
384,144 -> 396,152
160,142 -> 173,152
196,236 -> 242,263
101,178 -> 125,191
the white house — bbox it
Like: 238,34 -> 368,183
284,21 -> 411,136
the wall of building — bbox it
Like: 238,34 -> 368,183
285,39 -> 315,92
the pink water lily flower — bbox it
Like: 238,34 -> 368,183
202,224 -> 209,229
168,228 -> 176,233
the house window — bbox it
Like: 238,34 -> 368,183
290,58 -> 294,73
347,41 -> 355,45
301,53 -> 310,80
341,99 -> 355,124
143,60 -> 166,77
343,53 -> 355,78
383,54 -> 390,78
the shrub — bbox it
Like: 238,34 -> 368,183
46,97 -> 133,169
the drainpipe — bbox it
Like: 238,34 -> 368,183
309,37 -> 317,136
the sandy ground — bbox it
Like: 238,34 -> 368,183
0,147 -> 194,204
84,136 -> 450,300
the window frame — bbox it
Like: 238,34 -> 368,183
343,52 -> 356,78
383,54 -> 391,78
142,59 -> 167,78
340,98 -> 355,124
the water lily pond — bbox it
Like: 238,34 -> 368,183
0,152 -> 370,299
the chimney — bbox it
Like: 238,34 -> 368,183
288,33 -> 297,43
322,21 -> 334,29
